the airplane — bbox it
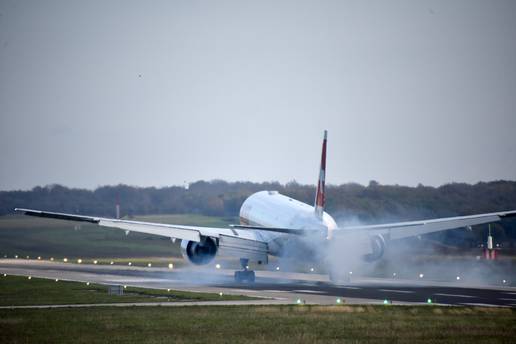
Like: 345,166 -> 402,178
15,130 -> 516,283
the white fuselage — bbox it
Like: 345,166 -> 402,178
238,191 -> 338,256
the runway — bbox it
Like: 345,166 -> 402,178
1,259 -> 516,307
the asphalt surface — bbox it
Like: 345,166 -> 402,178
1,259 -> 516,307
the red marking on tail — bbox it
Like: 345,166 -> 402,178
314,130 -> 327,218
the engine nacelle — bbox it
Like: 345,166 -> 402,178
180,237 -> 218,265
362,234 -> 386,262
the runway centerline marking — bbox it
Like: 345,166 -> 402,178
293,290 -> 326,294
379,289 -> 415,294
434,293 -> 475,298
337,286 -> 361,290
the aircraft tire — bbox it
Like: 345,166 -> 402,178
234,270 -> 255,283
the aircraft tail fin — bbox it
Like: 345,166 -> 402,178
314,130 -> 327,218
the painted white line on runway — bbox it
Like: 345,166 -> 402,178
497,298 -> 516,301
460,303 -> 509,308
0,300 -> 293,310
262,290 -> 287,293
337,286 -> 361,290
379,289 -> 415,294
434,293 -> 475,298
293,290 -> 326,294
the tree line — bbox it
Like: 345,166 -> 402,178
1,180 -> 515,242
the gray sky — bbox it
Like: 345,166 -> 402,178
1,0 -> 515,191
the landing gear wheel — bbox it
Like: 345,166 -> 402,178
234,270 -> 255,283
234,258 -> 255,283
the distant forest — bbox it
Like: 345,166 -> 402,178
2,180 -> 516,242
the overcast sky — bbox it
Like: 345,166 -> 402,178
1,0 -> 515,191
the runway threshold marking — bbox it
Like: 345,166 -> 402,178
433,293 -> 475,299
378,289 -> 415,294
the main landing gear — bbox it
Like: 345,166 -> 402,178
234,258 -> 255,283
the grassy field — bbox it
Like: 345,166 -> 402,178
0,214 -> 236,259
0,275 -> 253,306
0,305 -> 515,343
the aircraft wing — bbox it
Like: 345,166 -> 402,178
14,208 -> 266,248
334,210 -> 516,240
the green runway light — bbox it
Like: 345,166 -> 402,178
383,299 -> 389,305
336,298 -> 342,304
296,298 -> 302,304
427,298 -> 432,304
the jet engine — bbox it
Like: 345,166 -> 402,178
362,234 -> 386,262
180,237 -> 218,265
